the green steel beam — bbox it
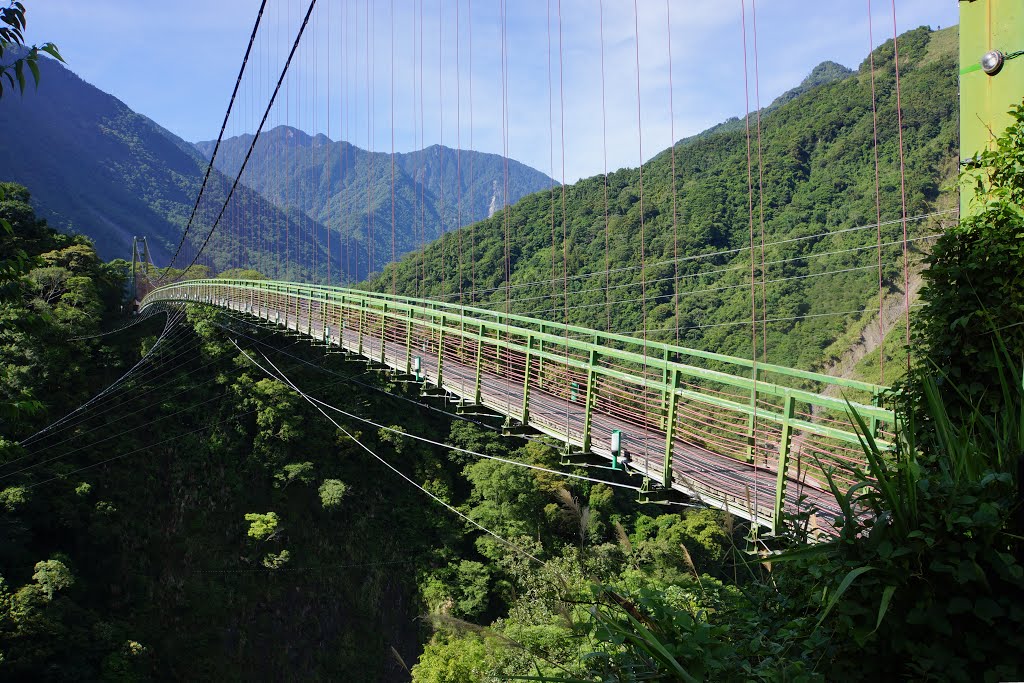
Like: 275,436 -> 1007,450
581,348 -> 598,453
142,280 -> 894,447
773,392 -> 796,535
960,0 -> 1024,216
663,368 -> 680,487
200,280 -> 891,419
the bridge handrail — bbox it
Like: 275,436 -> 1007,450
341,283 -> 888,395
142,279 -> 894,433
185,277 -> 887,395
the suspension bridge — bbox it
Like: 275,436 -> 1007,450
120,0 -> 1017,535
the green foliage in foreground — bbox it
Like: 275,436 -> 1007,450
0,1 -> 64,98
913,99 -> 1024,419
408,101 -> 1024,682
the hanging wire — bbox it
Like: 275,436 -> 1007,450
180,0 -> 319,279
158,0 -> 269,283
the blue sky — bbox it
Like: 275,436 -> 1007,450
30,1 -> 959,182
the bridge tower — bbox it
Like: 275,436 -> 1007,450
959,0 -> 1024,214
128,236 -> 152,310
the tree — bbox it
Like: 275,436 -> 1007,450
0,2 -> 64,98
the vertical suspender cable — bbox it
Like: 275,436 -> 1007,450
438,0 -> 446,298
752,0 -> 768,361
157,0 -> 269,284
889,0 -> 912,351
547,0 -> 558,319
455,0 -> 464,305
665,0 -> 679,347
175,0 -> 319,281
468,0 -> 476,305
631,0 -> 651,465
867,0 -> 886,383
390,0 -> 397,295
599,0 -> 610,332
740,0 -> 760,517
366,0 -> 373,280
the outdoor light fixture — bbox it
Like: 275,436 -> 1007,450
981,49 -> 1005,76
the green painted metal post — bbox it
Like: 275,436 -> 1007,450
358,301 -> 367,356
662,368 -> 680,487
746,367 -> 761,463
474,334 -> 483,404
405,319 -> 413,374
380,303 -> 388,364
537,323 -> 545,389
869,389 -> 883,439
437,314 -> 446,386
772,391 -> 796,535
660,347 -> 671,429
960,0 -> 1024,216
521,335 -> 533,423
581,349 -> 598,452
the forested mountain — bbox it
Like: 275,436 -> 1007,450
195,129 -> 554,278
0,51 -> 337,280
371,26 -> 960,381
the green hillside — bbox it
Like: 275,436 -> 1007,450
371,26 -> 959,379
0,53 -> 337,281
196,129 -> 554,279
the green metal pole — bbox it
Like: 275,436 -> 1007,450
437,314 -> 446,386
746,367 -> 760,462
772,392 -> 796,535
960,0 -> 1024,215
521,335 -> 533,423
662,368 -> 680,487
474,334 -> 483,404
581,349 -> 598,452
405,319 -> 413,374
380,303 -> 388,364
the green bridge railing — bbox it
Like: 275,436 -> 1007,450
142,279 -> 893,533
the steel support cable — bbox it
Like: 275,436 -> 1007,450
15,369 -> 359,491
866,0 -> 886,382
212,313 -> 502,432
740,0 -> 762,519
468,0 -> 475,304
16,309 -> 186,448
229,340 -> 642,492
436,0 -> 444,297
14,327 -> 207,453
454,0 -> 465,335
626,302 -> 927,338
889,0 -> 912,348
481,258 -> 926,320
405,210 -> 956,306
457,237 -> 941,313
67,308 -> 163,342
19,324 -> 312,459
751,0 -> 768,361
178,0 -> 318,278
4,387 -> 233,481
557,0 -> 571,446
14,308 -> 306,455
239,342 -> 546,566
665,0 -> 679,345
390,0 -> 397,296
599,0 -> 610,331
630,0 -> 652,465
157,0 -> 269,283
547,0 -> 557,319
